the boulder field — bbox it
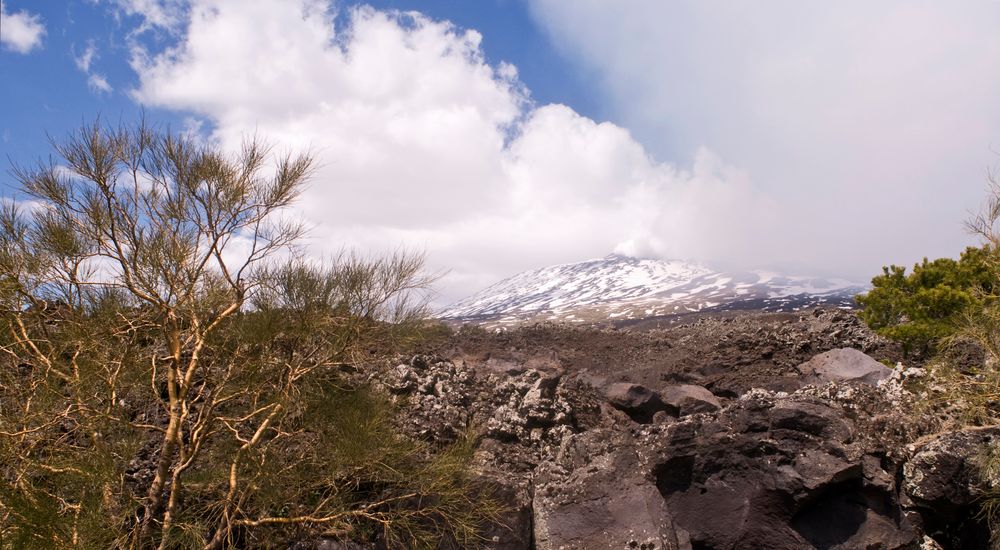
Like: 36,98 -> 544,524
320,310 -> 996,549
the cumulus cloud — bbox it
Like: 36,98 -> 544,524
129,0 -> 777,303
528,0 -> 998,279
1,2 -> 45,54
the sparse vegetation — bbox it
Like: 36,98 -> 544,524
0,121 -> 500,549
915,180 -> 1000,425
887,178 -> 1000,547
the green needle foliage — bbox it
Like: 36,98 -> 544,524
0,120 -> 500,549
856,245 -> 993,357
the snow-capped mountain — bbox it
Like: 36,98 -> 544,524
440,255 -> 868,325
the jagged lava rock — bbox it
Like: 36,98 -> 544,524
356,313 -> 996,550
796,347 -> 892,387
646,392 -> 919,549
902,428 -> 1000,549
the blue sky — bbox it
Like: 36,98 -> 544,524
1,2 -> 160,162
2,0 -> 997,303
0,0 -> 601,173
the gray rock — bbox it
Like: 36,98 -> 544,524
521,372 -> 561,426
387,364 -> 417,394
605,382 -> 676,423
660,384 -> 721,416
902,427 -> 999,548
651,394 -> 918,549
533,445 -> 683,550
796,348 -> 892,386
410,354 -> 430,370
652,410 -> 674,424
478,474 -> 533,550
484,357 -> 530,376
769,400 -> 853,442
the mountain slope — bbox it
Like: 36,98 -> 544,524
441,255 -> 867,324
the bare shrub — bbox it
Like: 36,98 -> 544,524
0,121 -> 500,549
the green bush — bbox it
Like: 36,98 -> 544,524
856,245 -> 993,356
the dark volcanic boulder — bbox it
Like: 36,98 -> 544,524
796,348 -> 892,387
646,392 -> 919,549
533,430 -> 686,550
529,386 -> 922,550
902,428 -> 999,549
661,384 -> 721,416
605,382 -> 676,423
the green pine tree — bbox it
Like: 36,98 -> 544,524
856,246 -> 993,356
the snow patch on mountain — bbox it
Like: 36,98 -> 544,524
441,255 -> 867,325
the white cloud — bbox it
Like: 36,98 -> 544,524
1,2 -> 45,54
130,0 -> 777,303
74,41 -> 114,94
88,73 -> 113,94
106,0 -> 187,33
528,0 -> 998,278
74,42 -> 96,72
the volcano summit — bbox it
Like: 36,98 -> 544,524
442,255 -> 867,325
